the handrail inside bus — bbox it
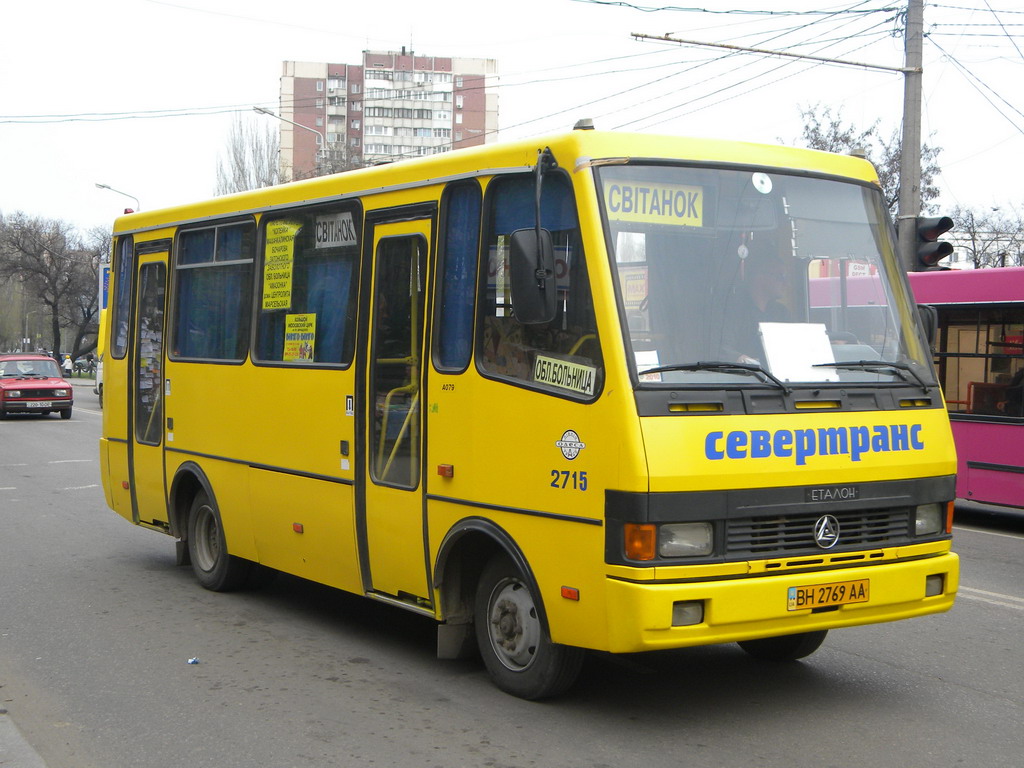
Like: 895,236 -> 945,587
378,386 -> 419,483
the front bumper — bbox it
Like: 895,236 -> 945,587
2,397 -> 73,413
603,544 -> 958,653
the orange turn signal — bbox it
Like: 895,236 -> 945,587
945,501 -> 955,534
624,523 -> 657,561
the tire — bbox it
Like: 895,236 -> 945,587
186,490 -> 251,591
474,554 -> 585,700
60,408 -> 72,420
737,630 -> 828,661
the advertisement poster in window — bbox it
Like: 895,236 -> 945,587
284,313 -> 316,361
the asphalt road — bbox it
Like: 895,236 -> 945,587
1,383 -> 1022,767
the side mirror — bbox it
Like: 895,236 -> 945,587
509,228 -> 556,324
917,303 -> 938,351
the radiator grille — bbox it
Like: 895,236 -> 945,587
7,388 -> 60,399
726,508 -> 911,557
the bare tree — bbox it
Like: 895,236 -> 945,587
215,114 -> 280,195
795,104 -> 942,217
292,142 -> 365,181
0,212 -> 104,357
951,205 -> 1024,269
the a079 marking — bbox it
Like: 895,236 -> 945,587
550,470 -> 588,491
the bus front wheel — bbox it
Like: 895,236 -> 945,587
737,630 -> 828,661
186,491 -> 251,592
474,555 -> 584,700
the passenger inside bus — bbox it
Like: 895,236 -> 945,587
721,240 -> 795,364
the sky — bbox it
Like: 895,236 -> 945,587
1,0 -> 1021,234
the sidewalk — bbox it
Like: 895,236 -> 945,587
67,375 -> 97,389
0,712 -> 47,767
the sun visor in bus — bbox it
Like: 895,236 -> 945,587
490,177 -> 577,235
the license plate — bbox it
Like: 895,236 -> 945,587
787,579 -> 869,611
26,401 -> 52,408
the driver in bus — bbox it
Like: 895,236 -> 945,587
723,243 -> 793,364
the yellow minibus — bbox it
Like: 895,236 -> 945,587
100,126 -> 958,698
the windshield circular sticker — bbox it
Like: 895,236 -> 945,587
556,430 -> 586,460
751,172 -> 773,194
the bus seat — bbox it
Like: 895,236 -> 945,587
967,382 -> 1007,415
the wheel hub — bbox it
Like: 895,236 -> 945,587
488,579 -> 541,671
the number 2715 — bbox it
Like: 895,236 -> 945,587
550,470 -> 588,491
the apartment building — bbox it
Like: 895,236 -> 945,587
276,50 -> 498,179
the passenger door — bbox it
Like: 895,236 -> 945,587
358,213 -> 433,606
128,249 -> 170,529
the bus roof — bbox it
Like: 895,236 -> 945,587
111,129 -> 881,236
909,267 -> 1024,305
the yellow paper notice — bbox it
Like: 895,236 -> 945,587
263,220 -> 302,310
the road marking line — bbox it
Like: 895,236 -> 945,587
48,459 -> 92,464
958,586 -> 1024,611
63,484 -> 99,490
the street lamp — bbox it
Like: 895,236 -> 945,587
253,106 -> 325,178
23,309 -> 43,353
95,183 -> 140,213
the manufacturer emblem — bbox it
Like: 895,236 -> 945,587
813,515 -> 841,549
556,430 -> 586,460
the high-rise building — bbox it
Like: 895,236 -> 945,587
277,50 -> 498,180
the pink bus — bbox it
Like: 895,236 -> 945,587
909,268 -> 1024,508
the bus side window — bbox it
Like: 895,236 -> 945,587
254,204 -> 360,366
110,236 -> 134,359
478,173 -> 603,398
172,221 -> 255,361
434,181 -> 481,371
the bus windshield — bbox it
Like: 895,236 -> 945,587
597,164 -> 932,388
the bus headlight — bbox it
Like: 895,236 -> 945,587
659,522 -> 714,557
914,503 -> 943,536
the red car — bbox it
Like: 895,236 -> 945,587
0,354 -> 74,420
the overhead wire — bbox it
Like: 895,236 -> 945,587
609,3 -> 898,130
928,37 -> 1024,135
371,2 -> 902,153
984,0 -> 1024,60
569,0 -> 900,16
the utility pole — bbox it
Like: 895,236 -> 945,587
897,0 -> 925,272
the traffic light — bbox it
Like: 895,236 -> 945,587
915,216 -> 954,270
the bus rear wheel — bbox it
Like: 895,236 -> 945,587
474,555 -> 584,700
737,630 -> 828,661
186,490 -> 251,592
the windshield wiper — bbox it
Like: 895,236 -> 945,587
812,360 -> 930,391
639,360 -> 792,395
